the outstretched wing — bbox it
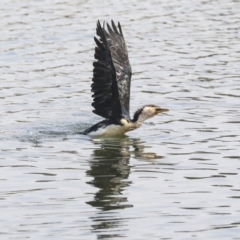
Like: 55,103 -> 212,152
105,20 -> 132,118
91,20 -> 132,121
91,21 -> 122,122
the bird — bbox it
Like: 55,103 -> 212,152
81,20 -> 169,136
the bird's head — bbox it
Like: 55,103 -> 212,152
133,104 -> 169,123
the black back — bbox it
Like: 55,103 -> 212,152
91,20 -> 132,122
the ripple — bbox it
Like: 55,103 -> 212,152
1,0 -> 240,239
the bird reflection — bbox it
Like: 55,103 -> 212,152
86,136 -> 163,238
86,136 -> 132,211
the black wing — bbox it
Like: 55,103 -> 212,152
91,21 -> 121,122
105,20 -> 132,118
91,20 -> 132,121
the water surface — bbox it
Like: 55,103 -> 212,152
1,0 -> 240,239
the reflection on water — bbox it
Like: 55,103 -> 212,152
86,137 -> 164,238
86,137 -> 132,211
87,137 -> 132,238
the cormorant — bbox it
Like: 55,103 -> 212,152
82,20 -> 169,136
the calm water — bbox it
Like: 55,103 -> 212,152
1,0 -> 240,239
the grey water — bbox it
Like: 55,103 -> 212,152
1,0 -> 240,239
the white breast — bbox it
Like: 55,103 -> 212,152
88,119 -> 138,137
88,124 -> 127,137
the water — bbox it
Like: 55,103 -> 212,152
1,0 -> 240,239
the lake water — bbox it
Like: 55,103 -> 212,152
1,0 -> 240,239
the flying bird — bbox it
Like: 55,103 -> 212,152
82,20 -> 169,136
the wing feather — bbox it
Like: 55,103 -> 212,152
91,20 -> 132,121
91,21 -> 122,122
106,20 -> 132,117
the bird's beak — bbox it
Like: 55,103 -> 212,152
156,108 -> 169,114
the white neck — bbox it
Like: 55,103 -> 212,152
128,115 -> 151,131
135,114 -> 151,124
132,106 -> 156,125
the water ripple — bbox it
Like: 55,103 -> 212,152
1,0 -> 240,239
